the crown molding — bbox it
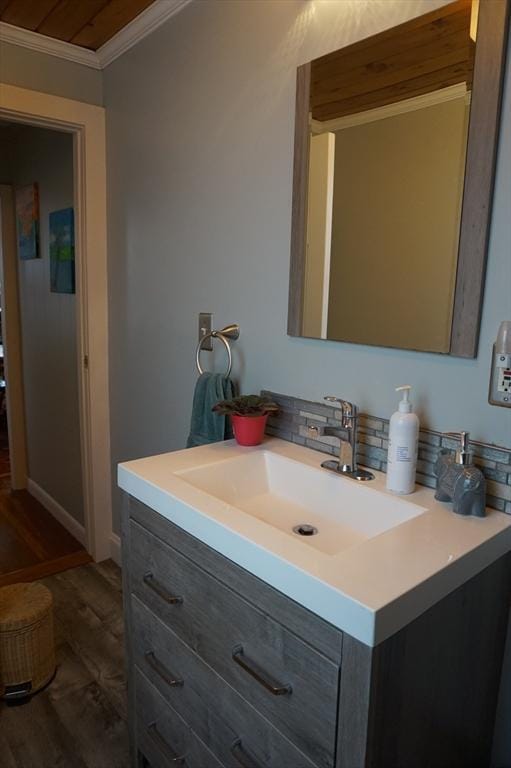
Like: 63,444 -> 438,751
0,21 -> 101,69
311,83 -> 470,134
0,0 -> 192,71
97,0 -> 192,68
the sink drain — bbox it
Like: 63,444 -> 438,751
292,524 -> 318,537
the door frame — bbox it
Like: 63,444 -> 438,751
0,184 -> 28,489
0,83 -> 112,562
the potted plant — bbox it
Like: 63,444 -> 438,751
212,395 -> 279,446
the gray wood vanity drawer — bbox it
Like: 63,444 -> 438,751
129,497 -> 342,664
133,595 -> 317,768
130,518 -> 339,768
135,668 -> 223,768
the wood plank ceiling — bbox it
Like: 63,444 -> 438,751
311,0 -> 475,122
0,0 -> 157,50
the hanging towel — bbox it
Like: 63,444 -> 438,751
186,372 -> 235,448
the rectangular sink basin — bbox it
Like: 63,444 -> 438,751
176,451 -> 425,556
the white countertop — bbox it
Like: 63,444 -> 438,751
118,438 -> 511,646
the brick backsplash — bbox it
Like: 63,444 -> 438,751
262,391 -> 511,513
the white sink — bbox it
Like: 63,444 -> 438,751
119,437 -> 511,645
176,451 -> 425,556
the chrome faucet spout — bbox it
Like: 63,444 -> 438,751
307,397 -> 374,482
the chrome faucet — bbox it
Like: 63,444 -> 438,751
308,397 -> 374,481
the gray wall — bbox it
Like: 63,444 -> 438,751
0,124 -> 84,524
104,0 -> 511,528
0,41 -> 103,105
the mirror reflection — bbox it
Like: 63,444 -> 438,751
302,0 -> 476,352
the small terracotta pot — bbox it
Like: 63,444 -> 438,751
231,413 -> 268,446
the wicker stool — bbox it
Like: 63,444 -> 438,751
0,582 -> 56,701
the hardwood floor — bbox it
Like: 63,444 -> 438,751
0,560 -> 130,767
0,476 -> 91,588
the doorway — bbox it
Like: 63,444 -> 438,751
0,123 -> 91,583
0,83 -> 112,563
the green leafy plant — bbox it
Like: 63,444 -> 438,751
212,394 -> 279,417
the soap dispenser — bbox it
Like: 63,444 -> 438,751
434,432 -> 486,517
386,385 -> 419,495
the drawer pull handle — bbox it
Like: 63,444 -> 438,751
232,645 -> 292,696
230,738 -> 264,768
145,651 -> 184,688
144,572 -> 183,604
147,722 -> 186,764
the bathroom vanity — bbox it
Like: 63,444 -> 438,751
119,438 -> 511,768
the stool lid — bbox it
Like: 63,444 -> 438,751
0,582 -> 53,632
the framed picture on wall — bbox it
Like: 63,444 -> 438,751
49,207 -> 75,294
15,183 -> 40,260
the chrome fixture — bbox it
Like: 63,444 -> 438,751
196,323 -> 240,377
198,312 -> 213,350
143,572 -> 183,604
308,397 -> 374,481
232,645 -> 292,695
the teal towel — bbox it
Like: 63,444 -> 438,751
186,373 -> 235,448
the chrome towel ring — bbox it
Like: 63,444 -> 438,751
196,324 -> 240,377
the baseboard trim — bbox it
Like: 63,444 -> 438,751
27,478 -> 86,546
110,533 -> 122,566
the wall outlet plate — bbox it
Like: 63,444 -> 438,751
489,345 -> 511,407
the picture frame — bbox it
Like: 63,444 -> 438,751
15,183 -> 40,260
49,207 -> 75,294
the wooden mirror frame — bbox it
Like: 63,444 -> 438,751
288,0 -> 510,358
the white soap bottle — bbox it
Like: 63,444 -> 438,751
386,385 -> 419,495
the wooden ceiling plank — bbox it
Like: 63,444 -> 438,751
37,0 -> 110,42
312,0 -> 471,73
70,0 -> 155,51
309,0 -> 475,122
313,28 -> 474,92
1,0 -> 60,30
311,7 -> 471,86
313,62 -> 473,121
310,46 -> 474,106
312,40 -> 473,108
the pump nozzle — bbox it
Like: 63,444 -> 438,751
396,385 -> 412,413
444,431 -> 473,466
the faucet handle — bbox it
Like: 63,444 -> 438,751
324,395 -> 348,418
324,396 -> 357,428
324,396 -> 354,410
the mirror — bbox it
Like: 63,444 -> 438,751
288,0 -> 509,357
